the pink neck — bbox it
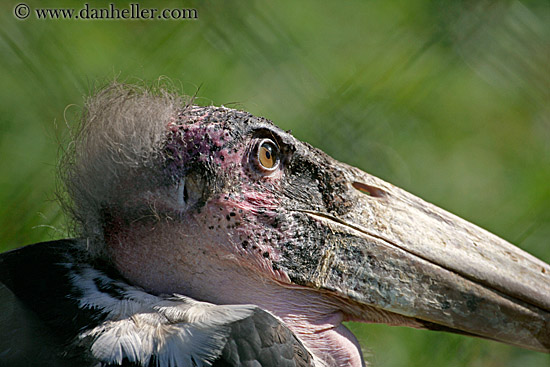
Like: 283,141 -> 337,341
108,226 -> 365,367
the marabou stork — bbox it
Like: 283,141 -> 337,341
1,83 -> 549,367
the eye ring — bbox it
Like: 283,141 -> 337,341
255,138 -> 280,172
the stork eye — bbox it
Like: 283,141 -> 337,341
256,139 -> 280,171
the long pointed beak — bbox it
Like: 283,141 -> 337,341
291,165 -> 550,352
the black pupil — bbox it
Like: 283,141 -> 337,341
265,148 -> 271,159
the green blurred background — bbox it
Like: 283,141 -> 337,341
1,0 -> 549,366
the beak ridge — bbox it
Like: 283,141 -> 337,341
295,166 -> 550,353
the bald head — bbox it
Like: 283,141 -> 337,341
58,83 -> 550,367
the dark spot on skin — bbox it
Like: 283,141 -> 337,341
208,226 -> 214,230
252,245 -> 258,250
272,263 -> 279,271
229,212 -> 236,217
242,241 -> 248,249
263,251 -> 270,258
441,300 -> 450,310
226,215 -> 231,221
220,155 -> 225,161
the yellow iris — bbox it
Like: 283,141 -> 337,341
258,140 -> 278,170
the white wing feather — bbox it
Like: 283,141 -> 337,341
67,264 -> 255,366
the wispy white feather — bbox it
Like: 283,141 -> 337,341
67,263 -> 255,366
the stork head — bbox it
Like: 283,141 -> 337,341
63,83 -> 550,366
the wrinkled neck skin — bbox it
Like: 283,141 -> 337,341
107,222 -> 365,367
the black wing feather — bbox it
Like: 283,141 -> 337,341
214,308 -> 311,367
0,241 -> 312,367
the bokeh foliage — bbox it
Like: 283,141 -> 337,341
1,0 -> 549,366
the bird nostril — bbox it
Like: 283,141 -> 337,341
352,182 -> 386,198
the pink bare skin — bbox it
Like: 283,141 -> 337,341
102,106 -> 443,366
99,111 -> 369,366
108,210 -> 365,367
62,88 -> 550,366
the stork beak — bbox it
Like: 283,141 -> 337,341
290,166 -> 550,353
